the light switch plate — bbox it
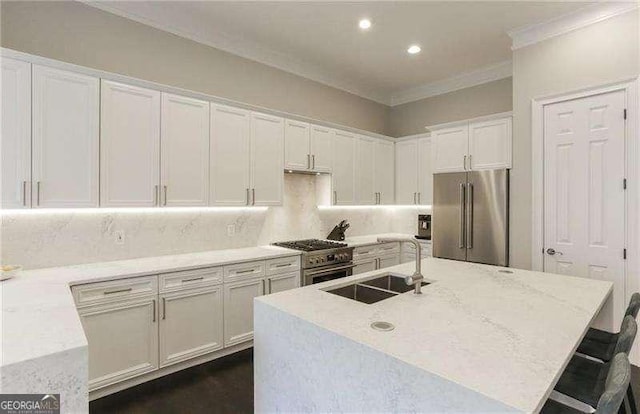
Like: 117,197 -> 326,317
114,230 -> 125,245
227,224 -> 235,236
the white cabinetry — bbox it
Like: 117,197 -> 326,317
332,130 -> 356,205
223,277 -> 264,347
284,120 -> 310,171
266,272 -> 300,294
395,137 -> 431,205
310,125 -> 333,173
374,140 -> 395,204
32,65 -> 99,208
417,138 -> 433,205
160,93 -> 210,207
352,243 -> 401,275
431,115 -> 512,173
210,104 -> 251,206
250,112 -> 284,206
1,57 -> 31,209
356,135 -> 376,205
100,81 -> 160,207
401,240 -> 432,263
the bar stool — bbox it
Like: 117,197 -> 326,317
553,316 -> 637,413
577,293 -> 640,362
542,353 -> 631,414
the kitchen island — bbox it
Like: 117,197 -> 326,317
254,258 -> 612,413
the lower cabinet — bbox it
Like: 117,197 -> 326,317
159,286 -> 223,367
267,271 -> 300,294
378,254 -> 400,269
78,297 -> 158,391
352,243 -> 401,275
223,277 -> 264,347
401,241 -> 432,263
353,258 -> 377,275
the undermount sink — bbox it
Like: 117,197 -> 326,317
325,273 -> 430,304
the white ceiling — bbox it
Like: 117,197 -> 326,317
89,1 -> 595,105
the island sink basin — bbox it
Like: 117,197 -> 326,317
325,273 -> 430,304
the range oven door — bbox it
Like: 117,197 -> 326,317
303,263 -> 354,286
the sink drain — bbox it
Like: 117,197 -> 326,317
371,321 -> 395,332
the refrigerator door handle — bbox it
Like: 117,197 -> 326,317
466,183 -> 474,249
459,183 -> 466,248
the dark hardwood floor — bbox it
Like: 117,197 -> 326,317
90,350 -> 640,414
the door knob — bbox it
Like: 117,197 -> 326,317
546,248 -> 563,256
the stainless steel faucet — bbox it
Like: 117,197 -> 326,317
377,237 -> 424,294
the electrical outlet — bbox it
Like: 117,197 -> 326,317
114,230 -> 125,245
227,224 -> 235,237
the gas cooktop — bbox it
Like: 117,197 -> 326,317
272,239 -> 347,252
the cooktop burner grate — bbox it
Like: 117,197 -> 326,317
273,239 -> 348,252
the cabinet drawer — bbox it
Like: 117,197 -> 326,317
265,255 -> 300,276
353,245 -> 378,261
159,267 -> 223,293
376,242 -> 399,255
72,275 -> 158,308
223,260 -> 265,282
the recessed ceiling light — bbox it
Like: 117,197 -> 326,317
407,45 -> 421,54
359,19 -> 372,30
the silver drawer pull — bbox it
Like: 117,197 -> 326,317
104,287 -> 133,295
274,263 -> 291,268
236,268 -> 255,274
182,276 -> 204,283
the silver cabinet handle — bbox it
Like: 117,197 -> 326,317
262,279 -> 267,294
22,181 -> 27,206
252,188 -> 256,205
163,185 -> 168,206
546,248 -> 563,256
463,155 -> 467,171
162,297 -> 166,320
459,183 -> 466,248
267,278 -> 272,294
274,263 -> 291,268
307,154 -> 311,169
36,181 -> 41,206
152,299 -> 156,323
334,191 -> 337,205
466,183 -> 473,249
236,268 -> 255,274
418,192 -> 421,204
104,287 -> 133,295
154,185 -> 159,206
182,276 -> 204,283
246,188 -> 250,206
311,155 -> 315,170
469,155 -> 472,170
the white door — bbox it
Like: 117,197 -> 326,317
32,66 -> 99,208
332,130 -> 356,205
395,139 -> 418,205
267,272 -> 300,294
160,93 -> 209,207
223,278 -> 264,346
78,298 -> 158,390
432,125 -> 469,173
251,112 -> 284,206
1,57 -> 31,209
159,286 -> 223,367
469,117 -> 512,170
284,120 -> 310,171
374,140 -> 395,205
378,254 -> 400,270
210,104 -> 251,206
356,136 -> 376,205
310,125 -> 333,173
353,259 -> 377,275
418,138 -> 433,205
100,81 -> 160,207
543,90 -> 626,330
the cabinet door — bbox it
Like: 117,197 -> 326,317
378,254 -> 400,270
417,138 -> 433,205
374,140 -> 395,204
267,272 -> 300,294
160,93 -> 209,207
284,120 -> 310,171
101,81 -> 160,207
431,125 -> 469,173
395,140 -> 418,205
32,66 -> 99,208
1,58 -> 31,209
79,298 -> 158,390
310,125 -> 333,173
356,136 -> 376,205
469,117 -> 512,170
159,286 -> 223,367
210,104 -> 251,206
251,112 -> 284,206
353,259 -> 377,275
223,278 -> 264,346
332,130 -> 356,205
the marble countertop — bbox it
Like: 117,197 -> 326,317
0,245 -> 300,368
343,233 -> 431,247
257,258 -> 612,413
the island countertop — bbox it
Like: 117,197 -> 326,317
256,258 -> 612,413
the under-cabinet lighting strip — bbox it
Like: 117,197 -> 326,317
0,207 -> 269,215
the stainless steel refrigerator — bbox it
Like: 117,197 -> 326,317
432,169 -> 509,266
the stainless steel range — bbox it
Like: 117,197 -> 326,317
272,239 -> 354,286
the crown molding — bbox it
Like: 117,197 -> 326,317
508,2 -> 639,50
82,1 -> 390,105
388,60 -> 512,107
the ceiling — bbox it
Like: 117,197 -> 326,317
89,1 -> 595,105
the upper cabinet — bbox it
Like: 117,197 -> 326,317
250,112 -> 284,206
100,81 -> 161,207
395,137 -> 431,205
332,130 -> 356,205
431,115 -> 512,173
210,104 -> 251,206
374,140 -> 395,205
32,66 -> 100,208
160,93 -> 210,207
417,138 -> 433,205
284,121 -> 333,173
355,135 -> 376,205
1,57 -> 31,209
309,125 -> 333,173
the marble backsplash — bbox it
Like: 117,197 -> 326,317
1,174 -> 430,269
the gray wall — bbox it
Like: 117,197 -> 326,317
0,1 -> 389,135
388,78 -> 513,137
511,9 -> 639,270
